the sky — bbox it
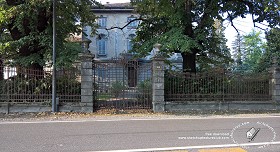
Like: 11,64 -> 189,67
223,17 -> 267,49
99,0 -> 266,50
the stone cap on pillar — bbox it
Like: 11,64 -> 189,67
152,43 -> 165,60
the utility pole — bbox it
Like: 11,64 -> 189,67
52,0 -> 57,112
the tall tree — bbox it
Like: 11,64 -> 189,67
256,28 -> 280,72
0,0 -> 98,72
231,34 -> 245,68
198,19 -> 232,70
131,0 -> 280,72
242,30 -> 265,72
266,28 -> 280,62
231,30 -> 266,73
212,20 -> 232,66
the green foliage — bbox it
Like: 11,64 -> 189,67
56,42 -> 82,68
0,0 -> 98,67
96,93 -> 112,100
232,30 -> 266,73
165,70 -> 224,96
137,80 -> 152,92
0,73 -> 81,102
256,28 -> 280,72
110,81 -> 126,98
164,70 -> 270,102
130,0 -> 279,72
242,30 -> 266,72
232,34 -> 245,67
266,28 -> 280,55
198,20 -> 232,71
56,75 -> 81,96
137,80 -> 152,102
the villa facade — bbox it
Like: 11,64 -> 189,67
83,3 -> 139,60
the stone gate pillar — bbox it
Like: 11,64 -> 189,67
79,52 -> 94,112
152,43 -> 165,112
270,57 -> 280,103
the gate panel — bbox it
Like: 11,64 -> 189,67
93,58 -> 152,109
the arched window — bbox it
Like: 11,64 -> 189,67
127,34 -> 136,51
97,34 -> 107,55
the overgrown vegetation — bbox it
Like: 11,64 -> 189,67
0,72 -> 81,102
137,80 -> 152,103
0,0 -> 101,103
110,81 -> 126,98
231,30 -> 266,73
0,0 -> 99,71
231,28 -> 280,74
165,70 -> 270,102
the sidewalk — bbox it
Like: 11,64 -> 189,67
1,109 -> 280,122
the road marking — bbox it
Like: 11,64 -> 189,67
198,147 -> 246,152
90,141 -> 280,152
1,115 -> 280,124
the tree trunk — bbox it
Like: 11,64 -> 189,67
182,0 -> 196,73
182,52 -> 196,73
29,62 -> 44,79
0,59 -> 3,80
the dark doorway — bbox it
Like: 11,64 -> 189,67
128,61 -> 138,87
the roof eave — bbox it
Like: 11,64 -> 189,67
91,9 -> 135,13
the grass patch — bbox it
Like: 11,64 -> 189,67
96,93 -> 112,100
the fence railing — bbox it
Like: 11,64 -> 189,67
1,61 -> 273,109
165,70 -> 271,102
0,65 -> 81,104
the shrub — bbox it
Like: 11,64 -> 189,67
0,73 -> 81,102
110,81 -> 126,98
137,80 -> 152,102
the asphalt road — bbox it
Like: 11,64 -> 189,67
0,115 -> 280,152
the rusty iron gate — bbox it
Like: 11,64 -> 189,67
93,57 -> 152,109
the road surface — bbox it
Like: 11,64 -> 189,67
0,115 -> 280,152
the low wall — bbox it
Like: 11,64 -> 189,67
0,104 -> 51,113
0,103 -> 93,113
1,102 -> 280,113
164,101 -> 280,112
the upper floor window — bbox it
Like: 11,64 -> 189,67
127,16 -> 138,28
97,34 -> 107,55
97,16 -> 107,28
127,34 -> 136,51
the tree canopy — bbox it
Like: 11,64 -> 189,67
242,30 -> 266,72
265,28 -> 280,61
0,0 -> 98,69
131,0 -> 280,72
231,30 -> 266,73
256,28 -> 280,72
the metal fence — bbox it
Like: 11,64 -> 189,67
93,57 -> 152,109
0,64 -> 81,104
165,70 -> 271,102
